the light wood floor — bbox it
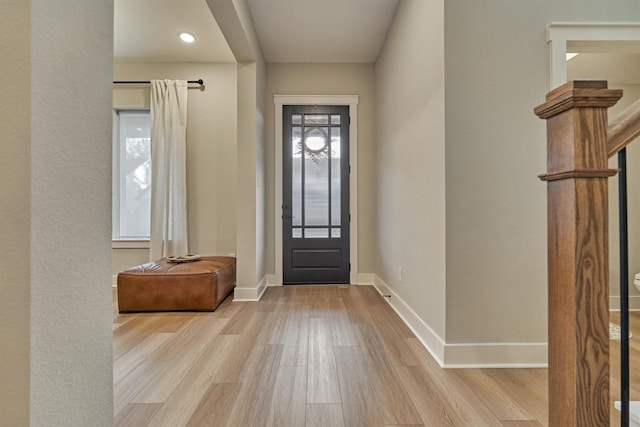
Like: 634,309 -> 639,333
113,284 -> 636,426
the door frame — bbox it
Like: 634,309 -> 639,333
274,95 -> 359,286
547,22 -> 640,89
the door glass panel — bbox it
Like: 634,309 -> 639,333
292,228 -> 302,238
292,114 -> 302,125
331,114 -> 341,125
305,114 -> 329,125
306,228 -> 329,238
304,127 -> 329,227
331,127 -> 341,226
304,127 -> 328,153
292,126 -> 302,226
331,228 -> 341,238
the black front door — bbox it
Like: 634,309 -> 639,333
282,105 -> 350,284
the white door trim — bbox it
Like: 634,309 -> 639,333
274,95 -> 359,285
547,22 -> 640,88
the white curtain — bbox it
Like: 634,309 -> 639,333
149,79 -> 189,260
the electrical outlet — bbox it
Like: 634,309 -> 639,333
398,267 -> 403,282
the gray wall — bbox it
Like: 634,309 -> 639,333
264,63 -> 377,276
444,0 -> 640,344
1,0 -> 114,424
374,0 -> 447,340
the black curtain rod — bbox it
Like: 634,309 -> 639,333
113,79 -> 204,86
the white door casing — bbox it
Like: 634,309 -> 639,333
547,22 -> 640,89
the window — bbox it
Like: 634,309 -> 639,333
112,110 -> 151,240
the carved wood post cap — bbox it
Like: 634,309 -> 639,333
534,80 -> 622,120
535,80 -> 622,182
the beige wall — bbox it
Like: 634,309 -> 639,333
236,61 -> 260,286
112,246 -> 149,276
112,62 -> 238,274
205,0 -> 267,295
256,57 -> 268,282
235,58 -> 267,288
444,0 -> 640,344
0,0 -> 114,424
264,63 -> 377,275
1,1 -> 31,424
568,53 -> 640,302
374,0 -> 447,339
231,0 -> 268,290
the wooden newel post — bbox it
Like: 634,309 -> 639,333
534,80 -> 622,426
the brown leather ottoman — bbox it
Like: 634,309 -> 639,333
117,256 -> 236,313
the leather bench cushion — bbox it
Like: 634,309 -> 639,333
117,256 -> 236,312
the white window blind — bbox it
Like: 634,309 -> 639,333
113,110 -> 151,240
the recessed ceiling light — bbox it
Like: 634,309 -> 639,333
179,32 -> 196,44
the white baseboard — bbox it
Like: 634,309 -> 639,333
233,276 -> 267,301
442,343 -> 548,368
112,275 -> 118,287
355,273 -> 374,285
370,274 -> 548,368
371,275 -> 446,366
266,274 -> 280,286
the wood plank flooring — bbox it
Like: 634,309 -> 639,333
113,285 -> 632,426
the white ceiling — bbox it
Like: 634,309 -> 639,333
113,0 -> 235,63
113,0 -> 400,64
246,0 -> 400,63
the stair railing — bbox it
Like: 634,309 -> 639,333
535,80 -> 640,426
607,95 -> 640,427
535,80 -> 622,426
609,97 -> 640,157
